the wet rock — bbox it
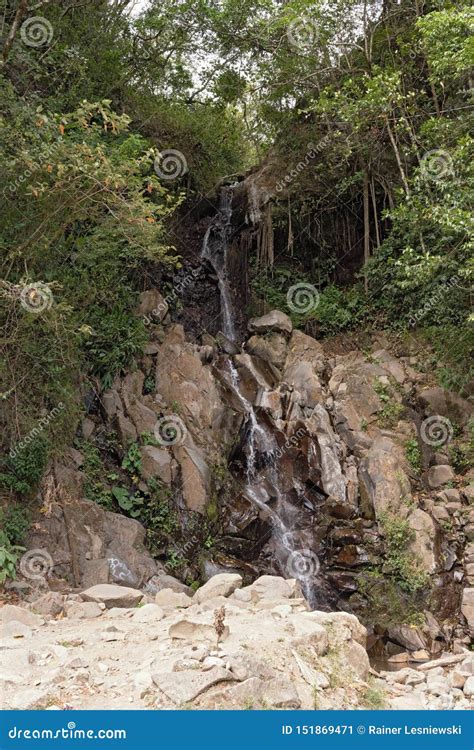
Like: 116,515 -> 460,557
80,584 -> 143,608
248,310 -> 293,336
387,625 -> 427,652
194,574 -> 242,603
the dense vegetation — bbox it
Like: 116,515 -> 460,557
0,1 -> 472,567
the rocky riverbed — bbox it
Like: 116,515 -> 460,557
1,576 -> 473,711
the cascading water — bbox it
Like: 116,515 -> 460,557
203,191 -> 321,607
201,186 -> 237,341
225,361 -> 319,606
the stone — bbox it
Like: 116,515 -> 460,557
418,387 -> 473,428
358,437 -> 412,520
390,694 -> 426,709
193,574 -> 242,604
342,640 -> 370,680
463,676 -> 474,696
0,605 -> 43,627
64,601 -> 103,619
146,574 -> 193,596
246,575 -> 297,602
247,333 -> 288,370
406,509 -> 437,573
2,620 -> 32,638
168,619 -> 229,642
140,446 -> 173,484
155,589 -> 192,608
30,592 -> 64,619
461,588 -> 474,631
387,625 -> 427,652
384,668 -> 425,686
132,603 -> 164,622
450,670 -> 467,689
136,289 -> 169,322
224,676 -> 301,709
248,310 -> 293,336
80,584 -> 143,608
152,667 -> 234,704
427,465 -> 455,489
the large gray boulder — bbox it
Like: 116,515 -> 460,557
248,310 -> 293,335
80,583 -> 143,608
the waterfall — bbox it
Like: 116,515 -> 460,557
201,186 -> 237,341
226,360 -> 319,605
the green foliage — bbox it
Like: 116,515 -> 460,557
0,438 -> 49,496
405,439 -> 422,474
0,531 -> 25,584
0,504 -> 30,545
361,680 -> 387,710
121,443 -> 142,477
380,514 -> 429,595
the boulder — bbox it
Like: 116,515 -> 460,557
136,289 -> 169,322
461,588 -> 474,631
463,675 -> 474,697
418,387 -> 473,427
140,446 -> 173,484
146,574 -> 193,596
387,624 -> 427,652
2,620 -> 33,638
168,618 -> 229,642
358,437 -> 412,520
407,509 -> 437,573
29,592 -> 64,618
132,603 -> 164,622
248,310 -> 293,335
64,601 -> 103,619
427,465 -> 455,489
155,589 -> 193,608
0,605 -> 43,627
194,574 -> 242,604
247,333 -> 288,370
80,584 -> 143,608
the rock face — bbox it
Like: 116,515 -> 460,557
19,306 -> 473,653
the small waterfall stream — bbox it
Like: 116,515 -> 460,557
202,186 -> 322,606
201,186 -> 237,342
